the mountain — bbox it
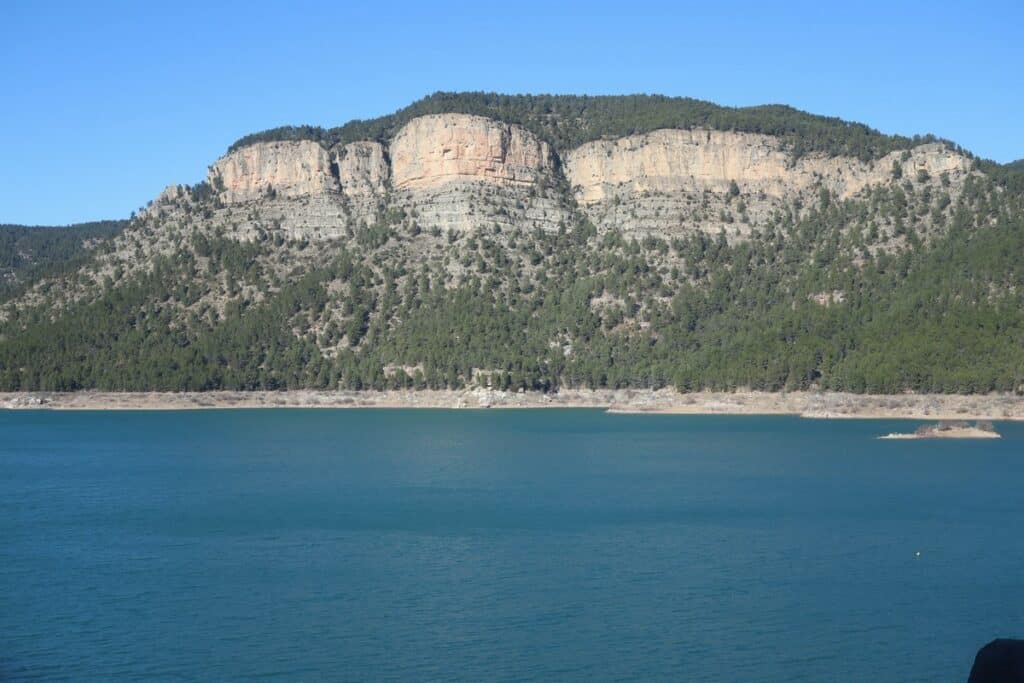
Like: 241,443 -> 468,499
1,93 -> 1022,394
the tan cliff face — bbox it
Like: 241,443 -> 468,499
202,113 -> 555,201
158,113 -> 568,238
565,129 -> 971,202
155,115 -> 974,241
209,140 -> 336,203
387,114 -> 566,233
390,114 -> 555,190
567,129 -> 789,202
565,129 -> 973,237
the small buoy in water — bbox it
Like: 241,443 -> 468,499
915,551 -> 921,558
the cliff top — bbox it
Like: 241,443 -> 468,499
227,92 -> 958,163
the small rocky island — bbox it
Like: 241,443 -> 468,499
880,420 -> 1001,440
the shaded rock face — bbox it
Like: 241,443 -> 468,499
210,140 -> 336,203
968,639 -> 1024,683
565,130 -> 972,237
389,113 -> 555,190
330,141 -> 388,228
332,141 -> 388,202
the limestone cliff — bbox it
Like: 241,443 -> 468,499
569,129 -> 974,239
565,130 -> 972,237
390,114 -> 555,189
209,140 -> 336,203
566,131 -> 969,202
150,112 -> 974,242
387,114 -> 567,233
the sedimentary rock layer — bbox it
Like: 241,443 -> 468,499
210,140 -> 336,204
158,114 -> 973,240
389,114 -> 555,190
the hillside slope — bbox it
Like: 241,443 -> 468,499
1,95 -> 1021,394
0,220 -> 126,300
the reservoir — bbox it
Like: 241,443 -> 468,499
2,409 -> 1021,681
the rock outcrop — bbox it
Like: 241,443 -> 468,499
388,114 -> 566,233
141,184 -> 187,218
178,114 -> 568,236
565,130 -> 972,237
332,141 -> 388,202
566,130 -> 970,203
329,140 -> 388,229
210,140 -> 336,204
154,184 -> 185,205
151,114 -> 974,242
390,114 -> 555,190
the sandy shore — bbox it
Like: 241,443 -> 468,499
3,388 -> 1024,420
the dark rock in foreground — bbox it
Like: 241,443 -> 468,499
969,639 -> 1024,683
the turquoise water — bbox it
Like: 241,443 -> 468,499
1,409 -> 1022,681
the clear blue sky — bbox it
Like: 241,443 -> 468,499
2,0 -> 1022,225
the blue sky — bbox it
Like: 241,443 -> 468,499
2,0 -> 1022,225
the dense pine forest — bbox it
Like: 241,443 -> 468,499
229,92 -> 954,162
0,220 -> 126,299
1,95 -> 1023,395
2,176 -> 1022,394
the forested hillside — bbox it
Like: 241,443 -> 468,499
1,96 -> 1021,395
2,175 -> 1021,394
0,220 -> 126,300
229,92 -> 952,162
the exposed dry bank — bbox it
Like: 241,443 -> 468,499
879,420 -> 1002,439
3,389 -> 1024,420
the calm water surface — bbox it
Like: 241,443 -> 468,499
1,409 -> 1022,681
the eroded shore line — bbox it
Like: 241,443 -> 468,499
3,389 -> 1024,421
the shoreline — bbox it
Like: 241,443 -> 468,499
3,389 -> 1024,420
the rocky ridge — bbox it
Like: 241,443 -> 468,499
147,112 -> 974,243
565,131 -> 972,237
